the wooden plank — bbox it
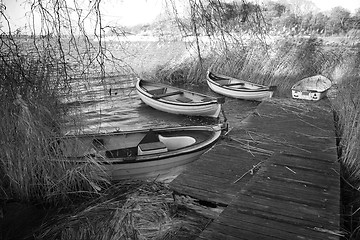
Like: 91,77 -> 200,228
269,161 -> 338,177
246,186 -> 338,208
198,229 -> 245,240
229,193 -> 339,224
250,178 -> 338,202
263,165 -> 339,188
281,151 -> 338,164
224,82 -> 245,86
227,194 -> 338,227
215,210 -> 338,240
172,184 -> 235,206
152,90 -> 183,99
200,221 -> 288,240
252,176 -> 340,203
223,201 -> 337,232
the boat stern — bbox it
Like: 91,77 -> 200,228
292,89 -> 326,101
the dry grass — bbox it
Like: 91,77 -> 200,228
0,38 -> 110,206
152,37 -> 341,97
333,77 -> 360,183
36,180 -> 206,240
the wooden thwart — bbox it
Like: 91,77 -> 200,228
152,90 -> 183,99
224,82 -> 245,86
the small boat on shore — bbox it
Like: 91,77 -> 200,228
136,79 -> 224,118
58,124 -> 225,180
206,70 -> 276,101
291,75 -> 332,101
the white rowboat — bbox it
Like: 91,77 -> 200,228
206,70 -> 276,101
136,79 -> 224,118
291,75 -> 332,101
58,124 -> 224,180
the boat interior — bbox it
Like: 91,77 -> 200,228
62,129 -> 201,160
209,71 -> 274,91
145,86 -> 214,103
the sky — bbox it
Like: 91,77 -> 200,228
1,0 -> 360,33
310,0 -> 360,12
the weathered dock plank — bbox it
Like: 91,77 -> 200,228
170,143 -> 272,205
170,99 -> 340,239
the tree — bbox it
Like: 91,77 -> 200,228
349,8 -> 360,29
310,12 -> 328,34
326,6 -> 351,34
263,1 -> 287,18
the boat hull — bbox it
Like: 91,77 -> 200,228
103,147 -> 209,180
206,71 -> 275,101
59,124 -> 223,180
136,79 -> 222,118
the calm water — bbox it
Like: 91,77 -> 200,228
63,75 -> 259,134
62,74 -> 259,181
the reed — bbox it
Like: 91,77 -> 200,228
332,51 -> 360,183
330,45 -> 360,239
153,37 -> 341,96
0,38 -> 110,206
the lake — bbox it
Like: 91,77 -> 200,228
61,74 -> 259,181
63,74 -> 259,135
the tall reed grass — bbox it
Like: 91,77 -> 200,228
153,37 -> 341,96
0,37 -> 110,206
332,48 -> 360,183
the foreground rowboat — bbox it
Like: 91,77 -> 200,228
206,70 -> 276,101
136,78 -> 224,118
291,75 -> 332,101
58,124 -> 224,180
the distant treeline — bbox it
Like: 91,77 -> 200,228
123,1 -> 360,40
260,1 -> 360,36
187,0 -> 360,36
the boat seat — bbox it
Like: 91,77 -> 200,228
224,82 -> 245,87
201,97 -> 213,102
138,142 -> 167,155
137,129 -> 168,155
147,88 -> 166,95
176,96 -> 193,103
158,134 -> 196,151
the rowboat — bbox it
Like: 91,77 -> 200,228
206,70 -> 276,101
136,78 -> 224,118
58,124 -> 224,180
291,75 -> 332,101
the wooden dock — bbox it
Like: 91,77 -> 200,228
169,99 -> 341,239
